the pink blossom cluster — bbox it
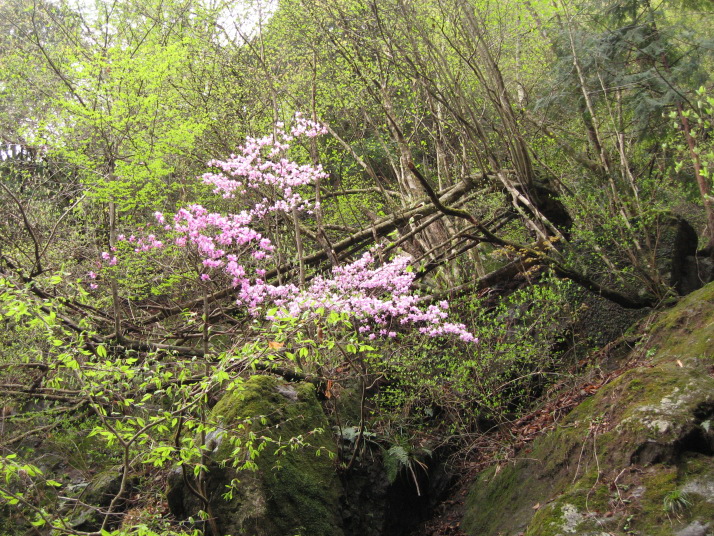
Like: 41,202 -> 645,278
139,205 -> 275,290
117,232 -> 164,252
201,113 -> 328,218
107,115 -> 475,343
101,251 -> 118,266
84,249 -> 117,290
268,252 -> 476,342
87,270 -> 99,290
288,112 -> 328,138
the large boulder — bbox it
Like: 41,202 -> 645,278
462,282 -> 714,535
168,374 -> 344,536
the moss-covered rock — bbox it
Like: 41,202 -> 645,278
68,465 -> 132,532
170,374 -> 344,536
462,282 -> 714,536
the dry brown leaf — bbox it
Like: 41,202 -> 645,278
324,380 -> 334,399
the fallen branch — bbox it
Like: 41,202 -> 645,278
407,162 -> 659,309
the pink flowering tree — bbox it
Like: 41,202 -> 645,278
102,113 -> 475,352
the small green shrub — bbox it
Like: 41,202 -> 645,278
663,489 -> 691,515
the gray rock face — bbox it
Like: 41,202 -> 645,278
166,374 -> 453,536
67,466 -> 131,532
680,255 -> 714,296
675,521 -> 712,536
658,216 -> 699,294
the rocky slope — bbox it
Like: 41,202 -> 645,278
462,282 -> 714,536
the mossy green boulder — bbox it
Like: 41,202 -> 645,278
463,282 -> 714,536
205,374 -> 344,536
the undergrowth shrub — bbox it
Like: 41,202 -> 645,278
376,274 -> 579,448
